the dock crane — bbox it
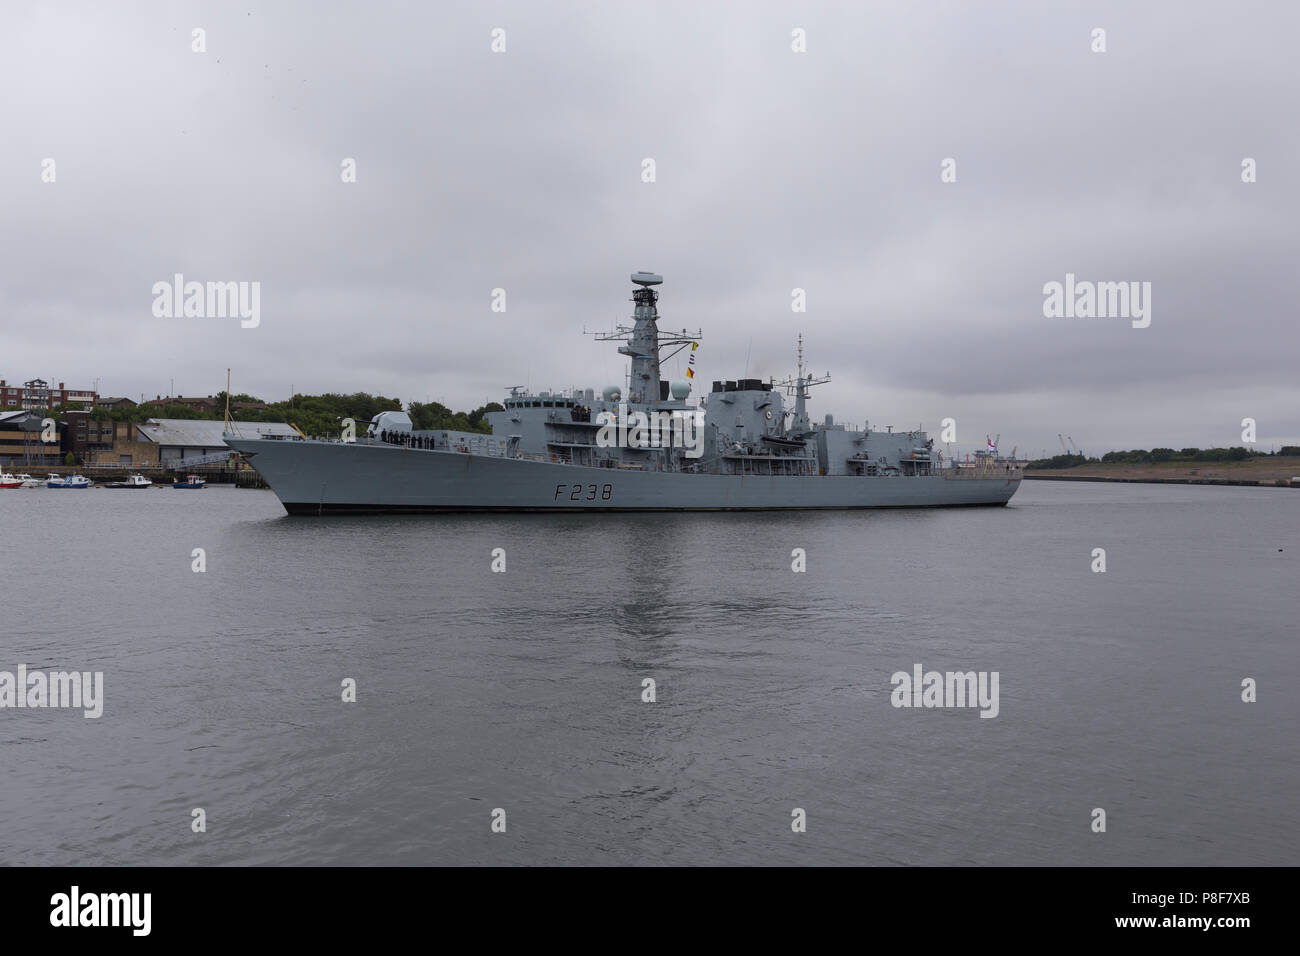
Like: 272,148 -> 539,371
1068,436 -> 1081,456
1058,434 -> 1070,455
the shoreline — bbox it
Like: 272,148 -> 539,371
1024,474 -> 1298,488
1022,456 -> 1300,488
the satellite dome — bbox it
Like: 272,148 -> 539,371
631,272 -> 663,287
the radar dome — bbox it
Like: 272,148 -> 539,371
602,385 -> 622,401
670,380 -> 690,400
631,272 -> 663,287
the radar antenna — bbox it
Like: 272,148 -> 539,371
588,272 -> 701,405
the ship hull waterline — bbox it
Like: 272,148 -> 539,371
227,439 -> 1021,516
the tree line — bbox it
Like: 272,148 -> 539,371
1026,446 -> 1299,469
3,392 -> 505,437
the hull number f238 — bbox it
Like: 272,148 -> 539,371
554,483 -> 613,502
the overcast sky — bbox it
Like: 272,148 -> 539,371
2,1 -> 1296,457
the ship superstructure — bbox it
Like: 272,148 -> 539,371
225,272 -> 1021,514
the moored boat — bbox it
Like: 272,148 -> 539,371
105,473 -> 153,489
170,474 -> 207,489
47,474 -> 90,489
0,473 -> 21,489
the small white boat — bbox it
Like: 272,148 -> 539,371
14,473 -> 41,488
47,473 -> 90,489
0,473 -> 21,489
105,473 -> 153,489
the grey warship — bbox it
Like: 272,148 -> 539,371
224,272 -> 1021,514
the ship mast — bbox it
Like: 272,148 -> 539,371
776,334 -> 830,435
591,273 -> 701,405
222,367 -> 242,438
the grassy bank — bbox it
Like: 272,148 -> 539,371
1024,457 -> 1300,484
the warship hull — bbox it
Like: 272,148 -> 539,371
227,438 -> 1020,515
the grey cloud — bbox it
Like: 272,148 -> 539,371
2,0 -> 1296,453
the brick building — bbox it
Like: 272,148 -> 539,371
95,397 -> 137,410
141,395 -> 219,413
59,410 -> 140,463
0,378 -> 98,410
70,417 -> 298,467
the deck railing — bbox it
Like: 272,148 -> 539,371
943,463 -> 1022,478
